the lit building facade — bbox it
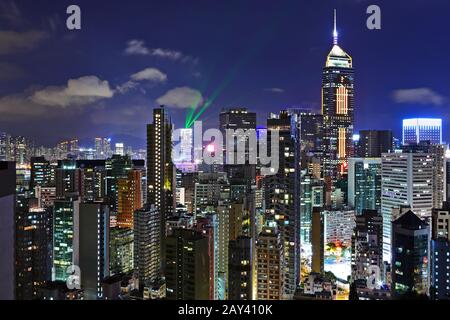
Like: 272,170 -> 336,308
0,132 -> 10,161
403,118 -> 442,145
79,165 -> 106,202
55,160 -> 80,198
351,210 -> 383,284
322,12 -> 354,182
381,151 -> 434,261
15,200 -> 52,300
300,173 -> 324,255
30,157 -> 54,191
95,137 -> 112,160
256,225 -> 284,300
53,196 -> 80,281
348,158 -> 381,214
265,110 -> 300,298
147,106 -> 175,277
133,205 -> 159,284
324,208 -> 356,248
117,169 -> 142,229
109,227 -> 134,276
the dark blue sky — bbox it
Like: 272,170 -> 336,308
0,0 -> 449,147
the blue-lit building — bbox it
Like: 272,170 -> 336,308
403,118 -> 442,145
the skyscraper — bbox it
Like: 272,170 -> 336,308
193,172 -> 228,214
296,111 -> 323,162
53,196 -> 80,281
105,155 -> 133,214
430,202 -> 450,299
0,162 -> 16,300
299,173 -> 324,257
265,110 -> 300,298
219,108 -> 257,186
311,207 -> 325,275
117,169 -> 142,229
165,228 -> 210,300
356,130 -> 393,158
133,205 -> 159,285
115,143 -> 125,156
147,106 -> 175,274
55,160 -> 80,198
391,210 -> 429,298
256,225 -> 284,300
0,132 -> 10,161
401,143 -> 448,209
322,10 -> 354,182
30,157 -> 54,191
351,210 -> 383,284
173,128 -> 193,165
348,158 -> 382,214
78,203 -> 110,300
95,137 -> 112,160
381,151 -> 434,261
446,157 -> 450,202
403,118 -> 442,145
195,215 -> 219,300
78,161 -> 106,202
109,227 -> 134,276
228,236 -> 253,300
15,198 -> 52,300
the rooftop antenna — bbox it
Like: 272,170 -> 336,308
333,9 -> 338,45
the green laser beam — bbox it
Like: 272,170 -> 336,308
185,65 -> 216,128
185,7 -> 287,128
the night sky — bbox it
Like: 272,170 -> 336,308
1,0 -> 449,147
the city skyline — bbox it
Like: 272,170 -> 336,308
1,0 -> 450,146
2,0 -> 450,304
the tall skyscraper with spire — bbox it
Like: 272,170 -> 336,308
322,10 -> 355,185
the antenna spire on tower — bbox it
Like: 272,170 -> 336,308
333,9 -> 338,45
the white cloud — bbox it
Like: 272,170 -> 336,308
151,48 -> 183,60
117,68 -> 167,94
124,39 -> 196,63
31,76 -> 114,107
393,88 -> 445,106
115,81 -> 139,94
156,87 -> 203,109
130,68 -> 167,82
0,76 -> 116,120
265,87 -> 285,93
0,30 -> 47,54
124,40 -> 149,55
